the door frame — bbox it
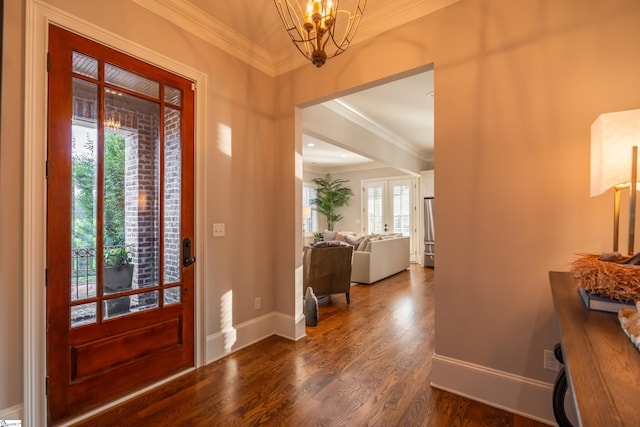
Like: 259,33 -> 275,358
24,3 -> 207,425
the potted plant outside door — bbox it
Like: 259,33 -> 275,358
104,247 -> 133,316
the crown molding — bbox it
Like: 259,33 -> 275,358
132,0 -> 277,76
323,99 -> 429,161
302,160 -> 386,175
132,0 -> 461,76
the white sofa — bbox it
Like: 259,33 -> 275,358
350,236 -> 410,284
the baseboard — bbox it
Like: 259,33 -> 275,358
431,354 -> 555,425
0,403 -> 24,422
206,311 -> 303,364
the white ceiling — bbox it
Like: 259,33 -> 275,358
133,0 -> 445,171
302,69 -> 434,171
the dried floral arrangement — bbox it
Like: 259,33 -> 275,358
569,253 -> 640,302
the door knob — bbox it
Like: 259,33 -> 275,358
183,238 -> 196,267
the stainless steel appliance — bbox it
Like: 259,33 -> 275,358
424,197 -> 435,267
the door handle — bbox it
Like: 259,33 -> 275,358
183,238 -> 196,267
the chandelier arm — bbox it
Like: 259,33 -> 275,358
273,0 -> 367,67
274,0 -> 314,57
322,13 -> 358,57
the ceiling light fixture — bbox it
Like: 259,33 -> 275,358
273,0 -> 367,68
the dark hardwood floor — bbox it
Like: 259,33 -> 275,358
72,264 -> 548,426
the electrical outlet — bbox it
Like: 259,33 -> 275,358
254,297 -> 261,310
212,223 -> 225,237
544,349 -> 561,372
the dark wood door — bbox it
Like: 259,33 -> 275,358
47,25 -> 195,424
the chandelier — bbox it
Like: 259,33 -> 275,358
273,0 -> 367,68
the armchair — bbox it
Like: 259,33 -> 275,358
303,244 -> 354,304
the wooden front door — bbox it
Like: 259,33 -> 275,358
46,25 -> 195,424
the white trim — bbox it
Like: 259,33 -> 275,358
205,312 -> 306,364
0,404 -> 24,421
23,2 -> 49,425
24,1 -> 208,424
131,0 -> 276,77
431,354 -> 555,425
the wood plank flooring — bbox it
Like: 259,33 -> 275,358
72,265 -> 549,426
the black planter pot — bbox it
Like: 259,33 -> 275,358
105,297 -> 131,317
104,264 -> 134,317
104,264 -> 134,293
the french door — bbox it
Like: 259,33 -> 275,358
363,178 -> 417,260
47,26 -> 195,423
363,179 -> 413,235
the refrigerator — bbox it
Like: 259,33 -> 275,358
424,197 -> 435,267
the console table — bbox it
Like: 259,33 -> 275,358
549,271 -> 640,426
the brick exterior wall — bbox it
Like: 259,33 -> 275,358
164,106 -> 182,286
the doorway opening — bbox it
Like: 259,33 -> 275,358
300,66 -> 435,263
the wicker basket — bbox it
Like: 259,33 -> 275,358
569,254 -> 640,302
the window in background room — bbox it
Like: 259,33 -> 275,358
363,179 -> 412,235
303,184 -> 317,233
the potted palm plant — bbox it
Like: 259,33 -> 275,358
311,174 -> 354,231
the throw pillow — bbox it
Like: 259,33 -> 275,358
356,237 -> 369,251
322,230 -> 336,241
335,232 -> 347,242
345,234 -> 363,247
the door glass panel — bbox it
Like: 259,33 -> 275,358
165,85 -> 182,106
71,302 -> 97,328
103,290 -> 159,320
72,51 -> 98,79
164,106 -> 182,285
131,290 -> 159,312
367,185 -> 384,233
392,184 -> 411,236
164,286 -> 181,306
103,295 -> 131,319
105,63 -> 160,98
71,77 -> 98,303
103,86 -> 160,320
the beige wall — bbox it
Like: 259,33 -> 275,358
4,0 -> 640,420
431,0 -> 640,379
1,0 -> 25,410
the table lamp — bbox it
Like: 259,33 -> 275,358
591,109 -> 640,255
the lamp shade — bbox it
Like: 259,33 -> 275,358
591,109 -> 640,196
303,206 -> 312,219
